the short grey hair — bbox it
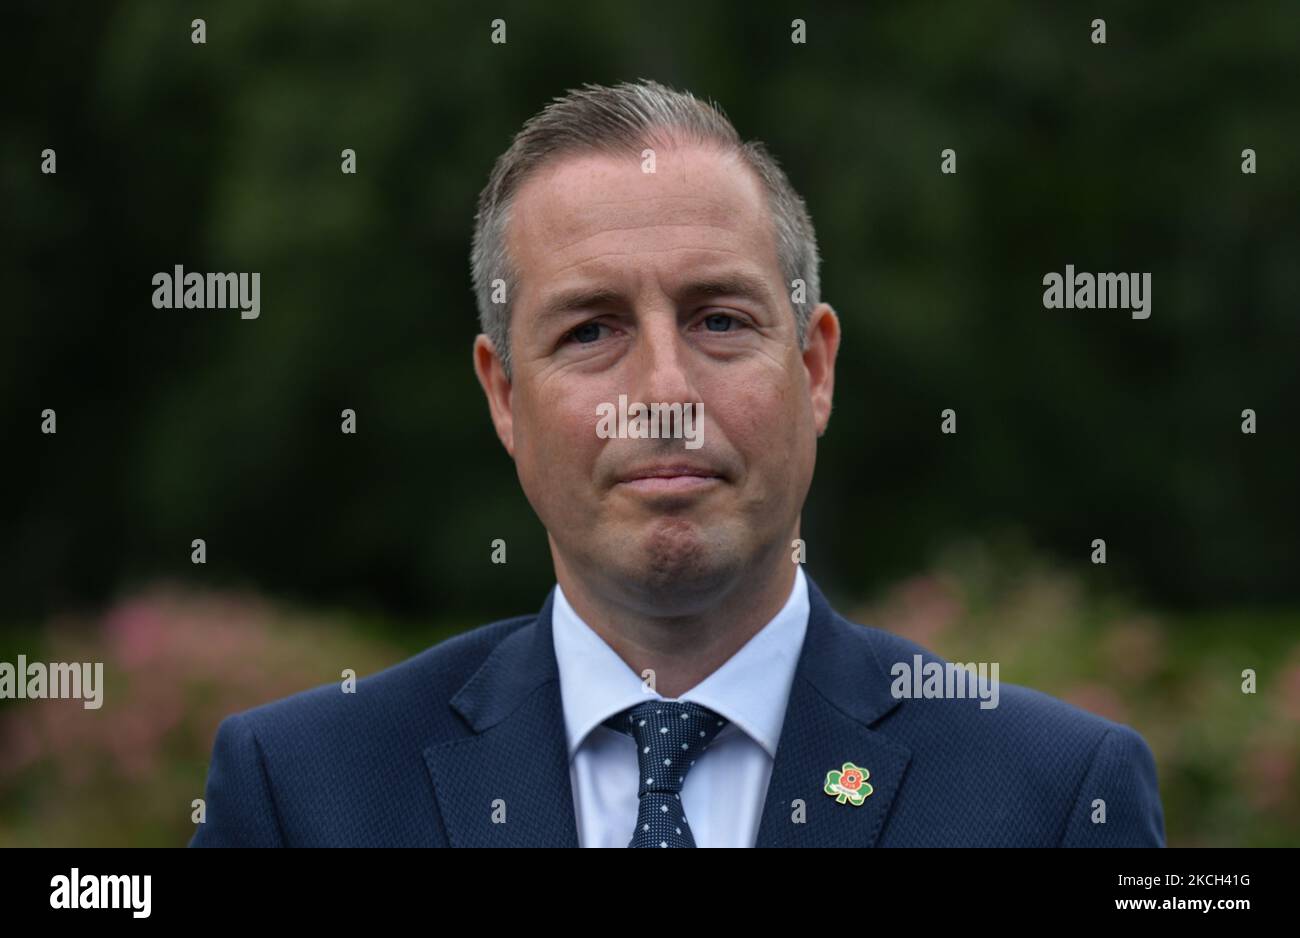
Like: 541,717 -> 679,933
470,79 -> 821,378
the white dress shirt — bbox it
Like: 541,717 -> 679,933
551,566 -> 810,847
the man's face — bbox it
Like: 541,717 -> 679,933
474,142 -> 838,613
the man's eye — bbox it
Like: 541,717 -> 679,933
566,322 -> 606,344
702,312 -> 742,332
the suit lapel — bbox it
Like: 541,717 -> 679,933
755,575 -> 912,847
423,589 -> 581,847
425,575 -> 911,848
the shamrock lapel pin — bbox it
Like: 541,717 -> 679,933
824,762 -> 873,805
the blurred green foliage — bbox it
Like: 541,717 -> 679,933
858,534 -> 1300,847
1,537 -> 1295,846
2,1 -> 1298,621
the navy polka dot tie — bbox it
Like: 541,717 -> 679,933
602,700 -> 729,847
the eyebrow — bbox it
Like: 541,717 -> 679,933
536,272 -> 774,323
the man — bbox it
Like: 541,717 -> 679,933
192,79 -> 1165,847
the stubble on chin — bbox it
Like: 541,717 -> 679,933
623,514 -> 729,599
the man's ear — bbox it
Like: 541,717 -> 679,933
802,303 -> 840,437
473,334 -> 515,457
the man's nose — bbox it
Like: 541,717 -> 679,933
628,314 -> 697,405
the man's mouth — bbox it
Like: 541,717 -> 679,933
615,463 -> 725,494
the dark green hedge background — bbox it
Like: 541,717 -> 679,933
3,0 -> 1297,626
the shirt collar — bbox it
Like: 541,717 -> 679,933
551,566 -> 810,760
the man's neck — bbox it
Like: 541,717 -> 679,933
552,548 -> 799,699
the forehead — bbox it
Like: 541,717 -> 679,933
505,144 -> 781,306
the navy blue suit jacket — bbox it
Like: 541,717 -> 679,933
190,574 -> 1165,846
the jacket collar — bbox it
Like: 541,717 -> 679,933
752,574 -> 912,846
424,574 -> 911,847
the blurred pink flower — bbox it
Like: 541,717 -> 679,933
1061,683 -> 1129,723
0,584 -> 396,805
1101,616 -> 1166,684
870,574 -> 964,647
1238,738 -> 1298,815
1277,652 -> 1300,723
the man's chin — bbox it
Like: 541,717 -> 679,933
613,519 -> 738,599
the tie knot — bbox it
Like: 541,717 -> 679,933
604,700 -> 729,795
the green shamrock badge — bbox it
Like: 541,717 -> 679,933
824,762 -> 873,805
